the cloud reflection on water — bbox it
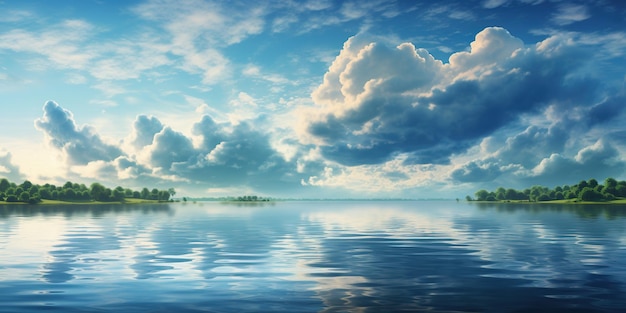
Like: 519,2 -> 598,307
0,202 -> 625,312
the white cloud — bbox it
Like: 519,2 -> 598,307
304,155 -> 445,196
142,126 -> 196,170
300,27 -> 582,166
90,35 -> 172,81
271,14 -> 298,33
65,73 -> 87,84
34,101 -> 124,165
32,101 -> 312,196
230,92 -> 257,108
448,9 -> 475,20
552,4 -> 590,26
0,9 -> 34,23
131,0 -> 267,84
290,26 -> 626,195
483,0 -> 510,9
242,64 -> 290,84
0,19 -> 96,70
0,17 -> 170,87
125,115 -> 164,151
450,112 -> 626,188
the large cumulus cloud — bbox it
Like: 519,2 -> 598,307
34,101 -> 307,195
35,101 -> 124,165
301,27 -> 599,166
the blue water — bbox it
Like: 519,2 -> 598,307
0,201 -> 625,312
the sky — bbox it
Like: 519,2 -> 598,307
0,0 -> 625,199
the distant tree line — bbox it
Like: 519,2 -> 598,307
232,195 -> 271,202
469,178 -> 626,202
0,178 -> 175,204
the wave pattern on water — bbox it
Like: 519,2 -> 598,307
0,201 -> 625,312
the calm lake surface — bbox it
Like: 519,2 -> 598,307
1,201 -> 625,312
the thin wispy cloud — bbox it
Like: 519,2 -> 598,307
552,4 -> 591,26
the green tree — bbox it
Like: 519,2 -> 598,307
141,188 -> 150,199
555,191 -> 564,200
475,190 -> 489,201
63,188 -> 77,200
549,190 -> 556,199
603,177 -> 617,196
103,188 -> 113,201
616,184 -> 626,197
579,187 -> 603,201
0,178 -> 9,192
504,188 -> 517,200
495,187 -> 505,200
158,190 -> 170,201
28,194 -> 41,204
537,194 -> 551,201
530,186 -> 542,201
28,185 -> 39,196
90,183 -> 107,201
112,189 -> 125,201
605,177 -> 617,188
19,191 -> 30,202
20,180 -> 32,190
150,188 -> 159,200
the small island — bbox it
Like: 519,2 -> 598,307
467,177 -> 626,204
0,177 -> 175,205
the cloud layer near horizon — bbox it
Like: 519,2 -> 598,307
33,100 -> 304,195
23,26 -> 626,196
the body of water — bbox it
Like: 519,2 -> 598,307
0,201 -> 625,312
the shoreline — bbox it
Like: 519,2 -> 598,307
0,198 -> 169,205
469,199 -> 626,205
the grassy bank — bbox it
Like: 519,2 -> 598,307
471,198 -> 626,205
0,198 -> 167,205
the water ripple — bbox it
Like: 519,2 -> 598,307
0,202 -> 625,312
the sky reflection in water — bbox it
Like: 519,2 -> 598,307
0,201 -> 625,312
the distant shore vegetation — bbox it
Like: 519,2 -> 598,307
179,195 -> 273,202
468,178 -> 626,203
0,178 -> 175,204
231,195 -> 272,202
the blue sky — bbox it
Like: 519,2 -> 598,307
0,0 -> 624,199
